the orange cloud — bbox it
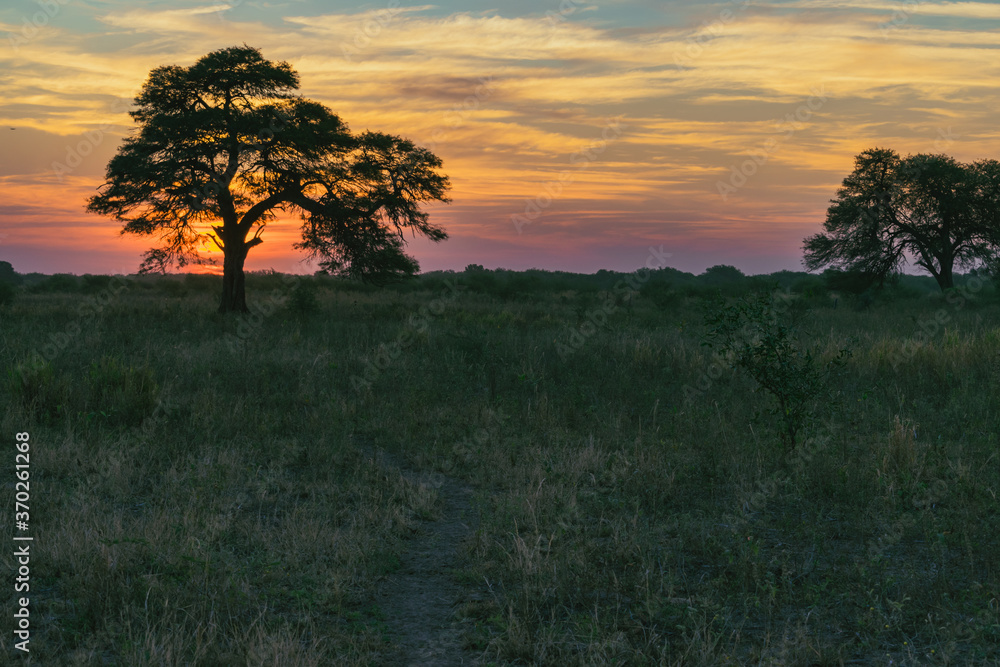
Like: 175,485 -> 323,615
1,2 -> 998,275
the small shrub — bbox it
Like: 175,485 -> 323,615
822,269 -> 880,295
703,292 -> 852,450
288,279 -> 319,315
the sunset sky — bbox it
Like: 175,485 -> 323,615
2,0 -> 999,276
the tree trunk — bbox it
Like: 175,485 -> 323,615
219,237 -> 250,313
936,259 -> 955,291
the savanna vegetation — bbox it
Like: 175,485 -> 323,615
3,264 -> 998,665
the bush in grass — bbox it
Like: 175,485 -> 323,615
288,278 -> 320,315
0,280 -> 15,308
703,292 -> 852,450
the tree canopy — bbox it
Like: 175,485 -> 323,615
87,45 -> 451,312
803,147 -> 1000,290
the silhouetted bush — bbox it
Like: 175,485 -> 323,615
747,276 -> 779,294
639,280 -> 679,309
463,270 -> 498,294
288,278 -> 320,315
792,275 -> 826,297
0,260 -> 18,284
701,264 -> 745,284
81,274 -> 113,293
32,273 -> 80,293
0,280 -> 16,307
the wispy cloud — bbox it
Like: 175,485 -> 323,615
1,0 -> 999,274
766,0 -> 1000,20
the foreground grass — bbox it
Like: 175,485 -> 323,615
2,274 -> 999,665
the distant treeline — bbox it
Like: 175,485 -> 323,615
0,260 -> 993,309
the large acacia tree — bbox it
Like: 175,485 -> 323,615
88,45 -> 451,312
803,147 -> 1000,290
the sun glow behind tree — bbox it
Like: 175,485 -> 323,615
87,45 -> 451,312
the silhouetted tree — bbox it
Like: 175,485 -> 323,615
88,45 -> 451,312
0,260 -> 17,284
803,148 -> 1000,291
700,264 -> 745,285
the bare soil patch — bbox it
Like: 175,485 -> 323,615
372,450 -> 482,666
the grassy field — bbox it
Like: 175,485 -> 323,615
3,271 -> 999,665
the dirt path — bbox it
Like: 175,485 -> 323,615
373,451 -> 482,666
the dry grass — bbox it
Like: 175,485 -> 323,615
2,275 -> 999,664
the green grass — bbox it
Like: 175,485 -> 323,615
2,273 -> 998,665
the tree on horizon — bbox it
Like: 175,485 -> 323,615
803,147 -> 1000,291
87,45 -> 451,313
